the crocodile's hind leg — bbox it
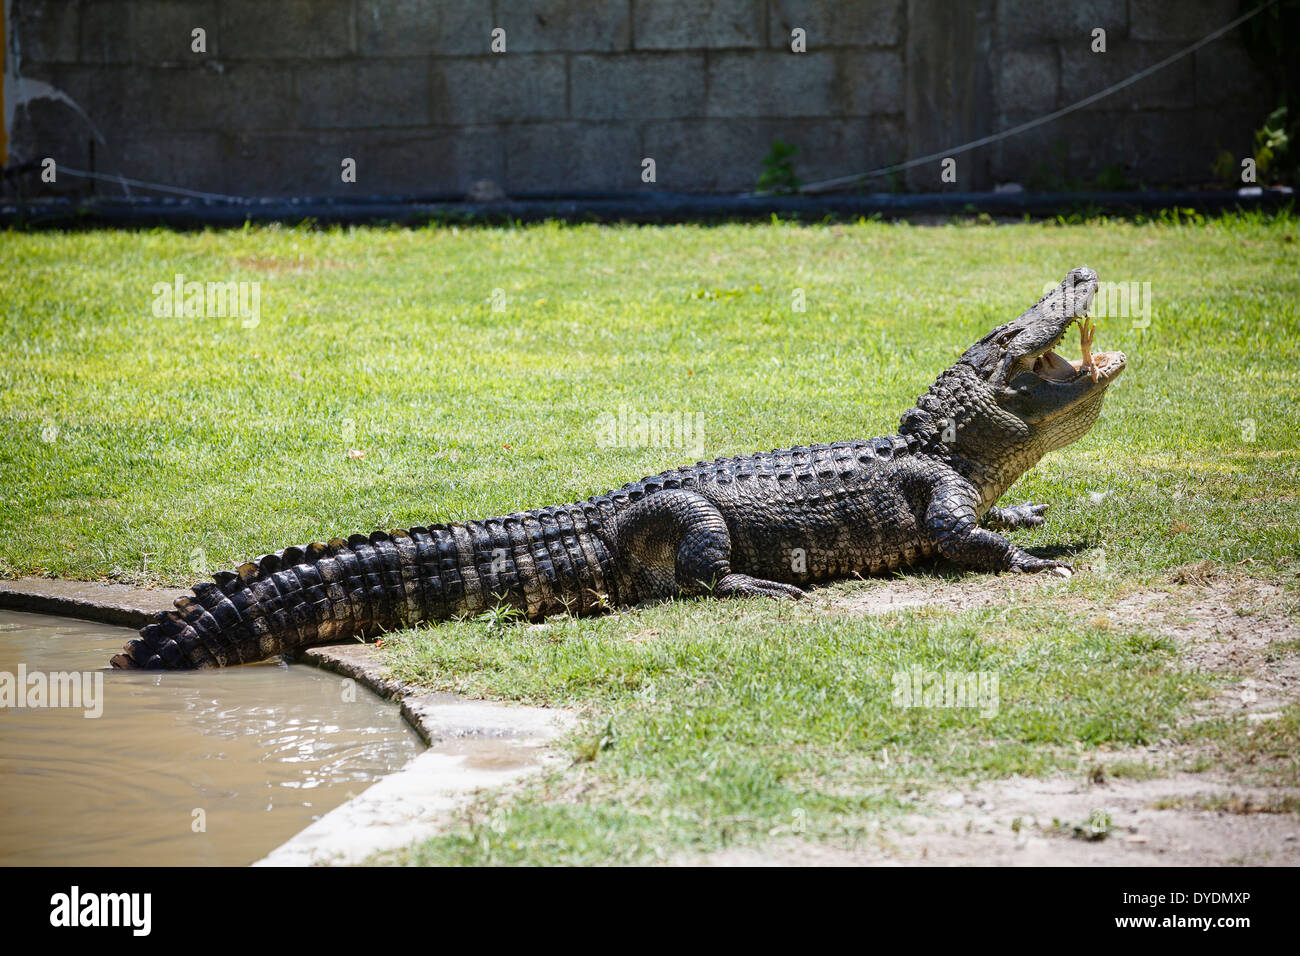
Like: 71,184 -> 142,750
710,571 -> 806,600
614,489 -> 805,603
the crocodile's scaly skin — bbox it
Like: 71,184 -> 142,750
111,267 -> 1126,669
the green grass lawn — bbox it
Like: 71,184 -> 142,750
2,211 -> 1298,864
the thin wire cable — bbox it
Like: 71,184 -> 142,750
54,167 -> 250,203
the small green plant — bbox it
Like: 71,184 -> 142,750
757,140 -> 801,195
1254,105 -> 1290,181
573,718 -> 617,764
1055,808 -> 1114,841
476,600 -> 524,631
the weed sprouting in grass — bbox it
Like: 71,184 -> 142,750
573,718 -> 617,765
1055,808 -> 1114,841
476,600 -> 525,632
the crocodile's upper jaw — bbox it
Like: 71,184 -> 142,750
901,266 -> 1127,482
960,266 -> 1120,382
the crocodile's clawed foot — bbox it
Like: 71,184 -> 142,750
986,503 -> 1050,529
1009,555 -> 1073,576
1018,503 -> 1050,527
715,573 -> 806,601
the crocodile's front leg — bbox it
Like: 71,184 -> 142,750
927,482 -> 1070,574
984,502 -> 1049,529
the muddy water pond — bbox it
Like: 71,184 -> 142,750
0,609 -> 422,865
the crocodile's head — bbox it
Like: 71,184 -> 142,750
901,267 -> 1126,484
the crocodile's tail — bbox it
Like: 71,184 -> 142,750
111,512 -> 619,669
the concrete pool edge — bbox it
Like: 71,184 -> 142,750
0,577 -> 582,866
0,577 -> 190,630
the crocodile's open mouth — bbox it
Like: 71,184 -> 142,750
1031,317 -> 1125,384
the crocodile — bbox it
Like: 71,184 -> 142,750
111,266 -> 1125,670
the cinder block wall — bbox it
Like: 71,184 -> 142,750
3,0 -> 1272,198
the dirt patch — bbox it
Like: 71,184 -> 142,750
696,774 -> 1300,867
813,572 -> 1071,616
1103,576 -> 1300,721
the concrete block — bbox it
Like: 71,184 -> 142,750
768,0 -> 903,48
505,1 -> 632,52
842,49 -> 904,115
222,132 -> 348,196
994,49 -> 1058,113
570,52 -> 706,121
277,128 -> 506,197
633,0 -> 765,50
707,50 -> 838,117
108,131 -> 230,195
12,0 -> 82,63
0,579 -> 190,626
78,0 -> 133,64
201,63 -> 298,131
218,0 -> 353,59
298,59 -> 430,129
418,127 -> 509,195
15,123 -> 227,199
10,0 -> 1263,198
115,63 -> 296,132
641,118 -> 774,191
1130,0 -> 1238,41
129,0 -> 221,65
357,0 -> 493,57
502,122 -> 642,192
996,0 -> 1126,46
431,55 -> 567,125
1194,44 -> 1269,109
1060,42 -> 1193,111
